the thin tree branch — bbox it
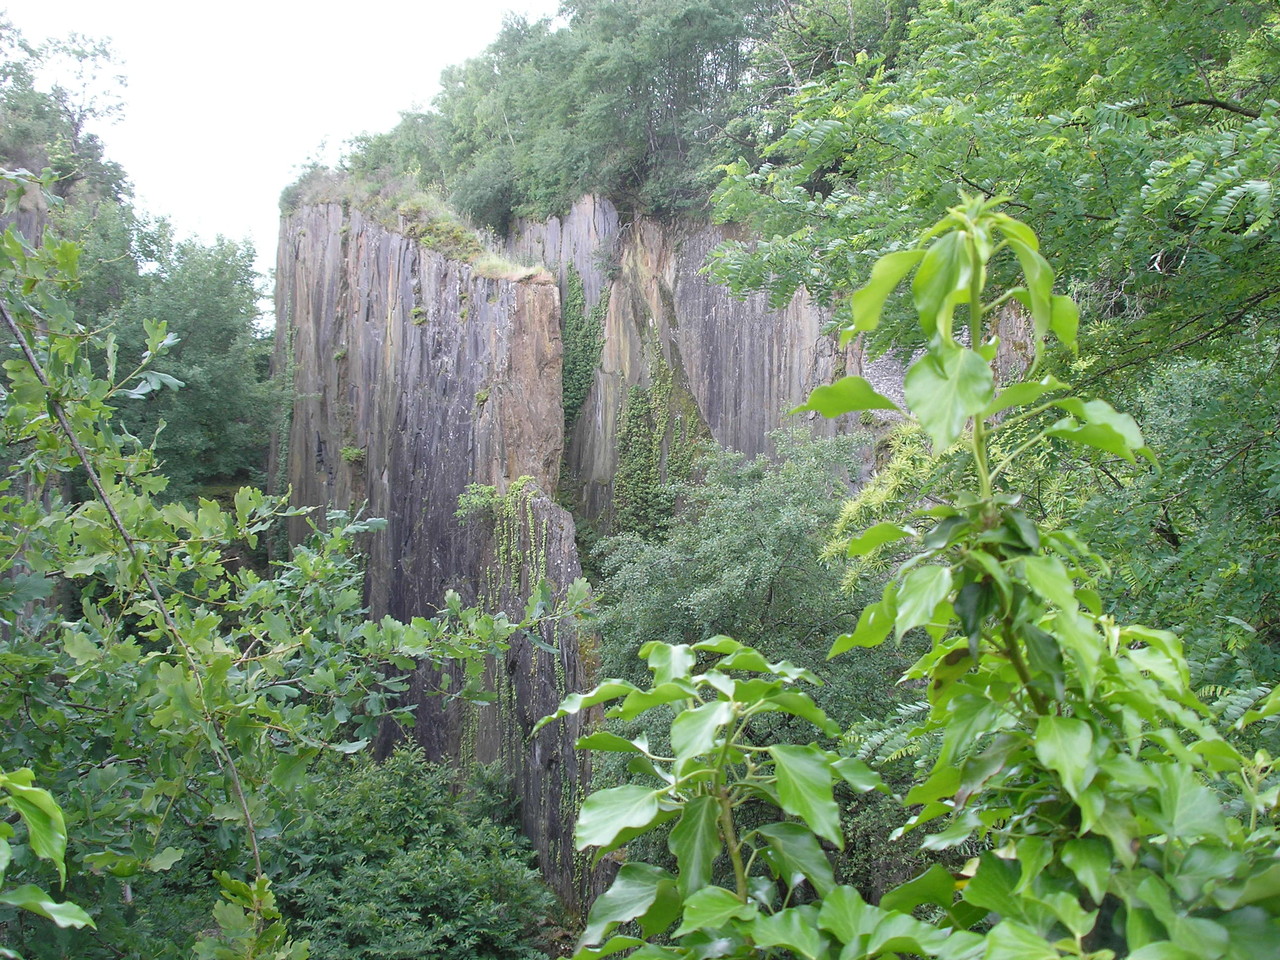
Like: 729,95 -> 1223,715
1171,98 -> 1261,120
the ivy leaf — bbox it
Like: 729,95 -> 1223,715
1125,945 -> 1202,960
817,885 -> 876,943
641,642 -> 696,685
672,885 -> 756,936
1033,716 -> 1096,800
792,376 -> 900,417
580,863 -> 679,947
1149,764 -> 1228,842
753,822 -> 835,896
671,701 -> 734,761
845,248 -> 924,340
1062,838 -> 1113,905
576,786 -> 664,850
962,853 -> 1022,918
829,583 -> 897,656
983,919 -> 1063,960
533,680 -> 638,733
576,731 -> 646,753
668,796 -> 722,899
758,692 -> 840,736
751,904 -> 827,960
895,565 -> 952,640
1023,554 -> 1078,614
1005,237 -> 1054,339
954,581 -> 994,648
574,936 -> 645,960
718,647 -> 772,672
1049,294 -> 1079,347
845,522 -> 915,557
692,635 -> 743,655
831,757 -> 886,794
866,912 -> 955,956
990,212 -> 1039,249
879,863 -> 957,915
613,681 -> 698,720
982,374 -> 1067,417
1048,398 -> 1154,464
912,230 -> 968,342
769,745 -> 842,848
904,345 -> 995,452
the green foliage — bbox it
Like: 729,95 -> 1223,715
95,234 -> 276,499
613,384 -> 670,537
538,635 -> 886,957
272,748 -> 553,960
562,266 -> 605,429
591,432 -> 911,883
596,431 -> 902,721
0,20 -> 126,201
342,0 -> 776,230
1073,355 -> 1280,654
193,873 -> 309,960
8,59 -> 282,507
456,482 -> 501,521
709,0 -> 1280,368
551,201 -> 1280,958
0,172 -> 552,957
612,356 -> 704,538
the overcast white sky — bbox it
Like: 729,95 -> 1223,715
7,1 -> 561,296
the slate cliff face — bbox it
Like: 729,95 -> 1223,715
273,204 -> 596,907
507,196 -> 901,522
275,196 -> 889,910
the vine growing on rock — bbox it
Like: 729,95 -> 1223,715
612,354 -> 703,538
457,476 -> 553,602
562,266 -> 606,430
544,197 -> 1280,959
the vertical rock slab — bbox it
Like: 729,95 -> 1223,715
273,204 -> 597,909
509,197 -> 899,525
0,179 -> 51,242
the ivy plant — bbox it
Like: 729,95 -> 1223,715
546,195 -> 1280,959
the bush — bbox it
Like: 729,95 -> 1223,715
274,748 -> 553,960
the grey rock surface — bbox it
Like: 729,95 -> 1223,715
509,196 -> 899,522
273,195 -> 919,910
273,204 -> 597,908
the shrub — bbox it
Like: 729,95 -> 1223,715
275,748 -> 554,960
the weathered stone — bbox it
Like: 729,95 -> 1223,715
274,194 -> 904,913
509,196 -> 899,523
273,204 -> 597,909
0,179 -> 51,245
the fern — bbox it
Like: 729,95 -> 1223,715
845,699 -> 932,768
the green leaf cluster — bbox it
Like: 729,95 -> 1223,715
270,749 -> 554,960
553,203 -> 1280,959
0,172 -> 559,957
338,0 -> 776,231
